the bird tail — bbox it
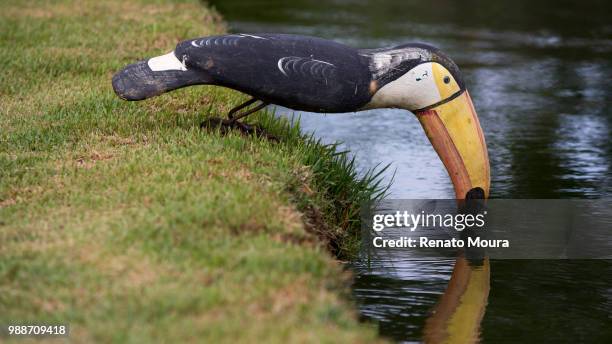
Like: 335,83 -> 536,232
112,51 -> 212,101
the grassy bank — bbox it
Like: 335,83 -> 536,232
0,0 -> 387,342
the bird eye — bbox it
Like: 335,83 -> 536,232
443,76 -> 451,84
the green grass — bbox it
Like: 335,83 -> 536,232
0,0 -> 387,342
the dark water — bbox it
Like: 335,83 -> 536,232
208,0 -> 612,342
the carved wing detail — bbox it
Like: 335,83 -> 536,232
276,56 -> 336,84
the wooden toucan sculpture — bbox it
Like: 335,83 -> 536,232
113,33 -> 492,342
112,33 -> 489,200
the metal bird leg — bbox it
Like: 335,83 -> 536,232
201,97 -> 277,142
227,98 -> 265,121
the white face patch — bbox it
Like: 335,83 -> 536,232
363,62 -> 442,111
147,51 -> 187,72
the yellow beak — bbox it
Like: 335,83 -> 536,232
415,91 -> 490,199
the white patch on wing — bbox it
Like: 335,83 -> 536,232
148,51 -> 187,72
239,34 -> 267,39
277,57 -> 289,76
189,34 -> 269,49
277,56 -> 335,82
363,62 -> 441,111
311,59 -> 334,66
190,35 -> 247,48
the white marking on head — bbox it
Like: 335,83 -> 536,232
363,62 -> 441,111
360,48 -> 431,80
147,51 -> 187,72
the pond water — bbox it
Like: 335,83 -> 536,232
209,0 -> 612,342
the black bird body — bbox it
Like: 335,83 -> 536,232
112,34 -> 457,113
177,34 -> 372,112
